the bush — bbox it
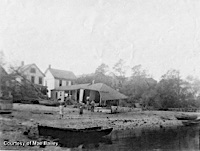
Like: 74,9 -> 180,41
31,99 -> 39,104
13,99 -> 21,103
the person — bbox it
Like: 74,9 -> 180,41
79,103 -> 83,115
86,96 -> 90,110
91,100 -> 95,112
58,98 -> 64,119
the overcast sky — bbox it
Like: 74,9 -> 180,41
1,0 -> 200,80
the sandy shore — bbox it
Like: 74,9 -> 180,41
1,103 -> 199,150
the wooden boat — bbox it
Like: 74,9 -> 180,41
175,114 -> 197,120
38,125 -> 113,147
38,125 -> 112,137
182,119 -> 200,126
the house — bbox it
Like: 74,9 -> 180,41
44,65 -> 76,98
17,61 -> 45,86
9,62 -> 47,101
52,83 -> 128,105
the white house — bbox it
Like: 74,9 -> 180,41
44,65 -> 76,98
18,62 -> 45,86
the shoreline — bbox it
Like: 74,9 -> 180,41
1,103 -> 194,130
0,103 -> 199,150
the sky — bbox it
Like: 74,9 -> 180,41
1,0 -> 200,80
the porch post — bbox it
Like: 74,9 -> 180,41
99,93 -> 102,106
74,90 -> 77,101
79,89 -> 84,103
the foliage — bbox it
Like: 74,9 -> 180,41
77,60 -> 200,109
95,63 -> 109,75
156,69 -> 200,109
0,50 -> 5,66
113,59 -> 127,89
1,66 -> 48,102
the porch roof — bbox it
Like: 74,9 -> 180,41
52,83 -> 90,91
85,83 -> 128,101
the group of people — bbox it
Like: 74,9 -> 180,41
86,99 -> 95,112
58,97 -> 96,119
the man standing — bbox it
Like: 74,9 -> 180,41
91,100 -> 95,112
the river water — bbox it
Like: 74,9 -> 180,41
74,125 -> 200,151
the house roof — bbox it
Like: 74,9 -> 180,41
49,68 -> 76,80
53,83 -> 128,101
85,83 -> 128,101
19,64 -> 32,72
19,63 -> 45,76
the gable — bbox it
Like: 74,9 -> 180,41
20,64 -> 45,77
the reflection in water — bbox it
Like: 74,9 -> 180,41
58,135 -> 112,149
96,126 -> 200,151
58,126 -> 200,150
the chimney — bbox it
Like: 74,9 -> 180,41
21,61 -> 24,66
49,64 -> 51,69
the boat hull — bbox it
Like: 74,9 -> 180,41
38,125 -> 112,146
175,115 -> 197,121
182,119 -> 200,126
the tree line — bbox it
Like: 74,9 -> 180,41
76,59 -> 200,109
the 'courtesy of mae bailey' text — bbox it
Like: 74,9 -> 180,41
4,140 -> 58,147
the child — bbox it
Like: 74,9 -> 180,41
58,99 -> 64,119
79,104 -> 83,115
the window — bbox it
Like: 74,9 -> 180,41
31,76 -> 35,83
59,80 -> 62,86
68,81 -> 72,86
30,68 -> 36,73
39,77 -> 43,84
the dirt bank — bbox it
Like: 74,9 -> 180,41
0,103 -> 199,150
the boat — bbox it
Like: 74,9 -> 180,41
38,125 -> 112,138
175,114 -> 198,120
38,125 -> 113,147
182,119 -> 200,126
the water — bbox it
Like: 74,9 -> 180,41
67,126 -> 200,151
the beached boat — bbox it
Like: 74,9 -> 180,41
175,114 -> 198,120
38,125 -> 112,139
38,125 -> 113,147
182,119 -> 200,126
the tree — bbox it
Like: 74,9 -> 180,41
1,65 -> 48,101
95,63 -> 109,75
120,64 -> 158,108
186,76 -> 200,99
113,59 -> 126,77
0,50 -> 5,66
132,65 -> 148,78
156,69 -> 198,108
113,59 -> 127,89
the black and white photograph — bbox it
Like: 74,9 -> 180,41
1,0 -> 200,150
